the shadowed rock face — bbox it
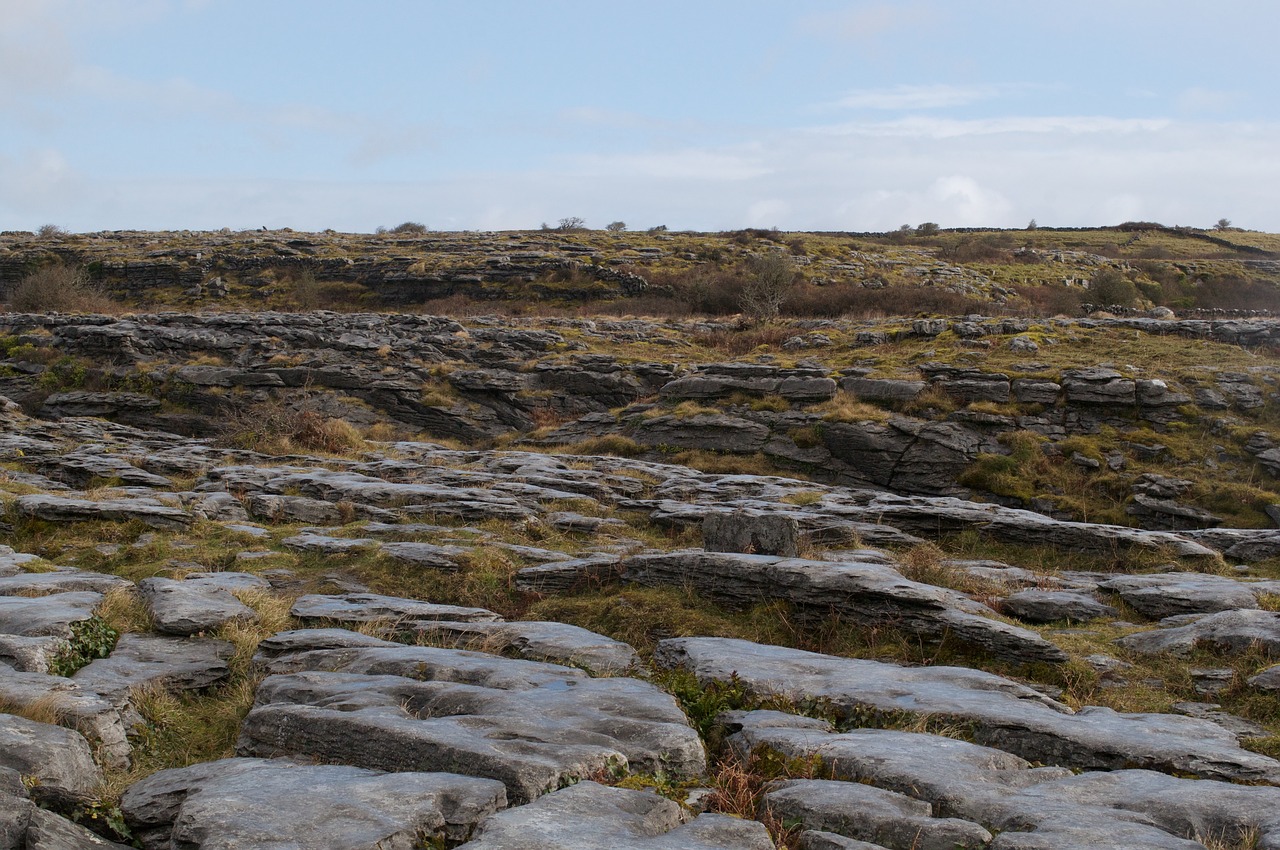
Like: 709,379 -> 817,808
655,638 -> 1280,784
237,634 -> 706,804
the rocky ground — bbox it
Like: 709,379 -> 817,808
2,232 -> 1280,848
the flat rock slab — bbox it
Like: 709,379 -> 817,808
799,833 -> 892,850
73,633 -> 234,714
280,532 -> 379,555
0,713 -> 102,802
1251,665 -> 1280,692
0,667 -> 130,768
0,591 -> 102,639
728,710 -> 1280,850
1001,589 -> 1117,624
291,593 -> 502,625
15,494 -> 192,530
1116,609 -> 1280,656
764,779 -> 992,850
655,637 -> 1280,785
379,541 -> 472,571
138,577 -> 257,636
238,638 -> 705,803
410,620 -> 640,675
0,569 -> 132,597
623,551 -> 1065,665
1098,572 -> 1280,618
456,780 -> 775,850
0,546 -> 43,577
120,757 -> 507,850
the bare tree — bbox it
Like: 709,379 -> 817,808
606,221 -> 627,232
1214,218 -> 1232,232
738,253 -> 796,322
556,217 -> 587,232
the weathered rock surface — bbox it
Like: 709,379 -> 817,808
238,632 -> 706,803
764,779 -> 992,850
727,710 -> 1280,850
291,592 -> 502,624
120,757 -> 507,850
656,638 -> 1280,784
1000,589 -> 1118,624
0,591 -> 101,639
138,576 -> 258,636
1098,572 -> 1280,618
0,713 -> 103,803
1116,609 -> 1280,656
15,494 -> 192,530
408,620 -> 641,675
0,667 -> 130,768
455,781 -> 775,850
623,550 -> 1066,664
0,568 -> 132,597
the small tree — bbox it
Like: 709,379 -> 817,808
36,224 -> 68,238
739,254 -> 796,322
556,217 -> 587,232
1088,268 -> 1139,307
606,221 -> 627,233
647,224 -> 669,234
1214,218 -> 1232,232
389,221 -> 428,235
916,222 -> 940,236
1026,218 -> 1038,230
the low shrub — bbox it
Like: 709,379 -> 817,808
7,262 -> 117,313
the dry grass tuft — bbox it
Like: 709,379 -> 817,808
95,587 -> 153,634
0,693 -> 67,726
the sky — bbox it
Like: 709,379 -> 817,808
2,0 -> 1278,233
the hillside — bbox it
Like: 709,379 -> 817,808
1,228 -> 1279,849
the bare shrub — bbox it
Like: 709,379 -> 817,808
7,262 -> 116,313
739,254 -> 796,321
36,224 -> 68,238
218,395 -> 366,456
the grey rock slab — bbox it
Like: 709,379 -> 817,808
1116,609 -> 1280,656
137,577 -> 257,636
764,779 -> 991,850
624,551 -> 1065,665
239,641 -> 705,803
291,593 -> 502,625
379,541 -> 472,571
280,532 -> 379,554
0,546 -> 43,577
1098,572 -> 1280,618
180,571 -> 271,592
0,634 -> 63,673
73,633 -> 233,716
1251,665 -> 1280,692
120,757 -> 507,850
252,627 -> 395,664
0,668 -> 130,768
245,493 -> 344,524
14,494 -> 192,530
1001,589 -> 1118,624
0,591 -> 101,639
656,637 -> 1280,784
410,620 -> 641,676
727,710 -> 1280,850
0,713 -> 102,802
456,781 -> 775,850
0,569 -> 132,597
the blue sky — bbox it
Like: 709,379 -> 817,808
2,0 -> 1277,232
